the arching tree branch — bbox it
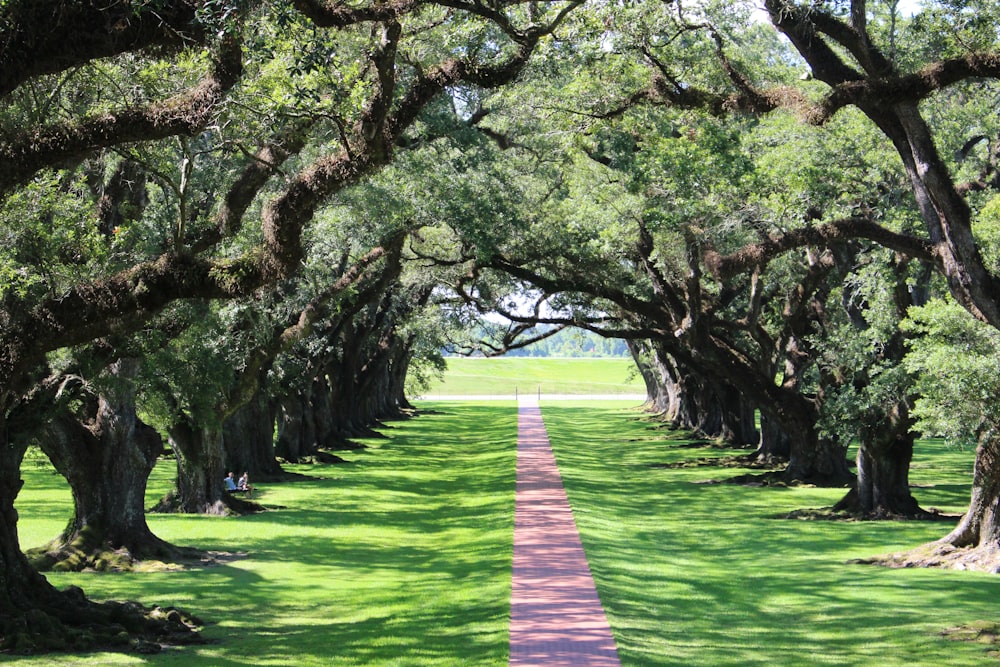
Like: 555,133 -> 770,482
0,36 -> 244,196
0,0 -> 229,99
703,217 -> 937,279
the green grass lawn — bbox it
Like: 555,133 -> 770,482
540,401 -> 996,667
10,398 -> 999,665
12,403 -> 518,666
422,357 -> 644,396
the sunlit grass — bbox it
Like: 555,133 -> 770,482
541,401 -> 994,667
422,357 -> 644,396
12,402 -> 517,666
11,398 -> 999,666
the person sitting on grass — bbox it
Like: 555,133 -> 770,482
224,471 -> 239,493
238,471 -> 254,497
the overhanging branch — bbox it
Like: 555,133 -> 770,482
704,217 -> 937,279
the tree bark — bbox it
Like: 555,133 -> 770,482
153,421 -> 234,515
31,361 -> 193,570
934,434 -> 1000,569
717,384 -> 758,447
627,340 -> 667,412
0,415 -> 200,651
756,412 -> 792,462
828,400 -> 923,518
276,392 -> 316,462
222,389 -> 283,481
851,434 -> 921,517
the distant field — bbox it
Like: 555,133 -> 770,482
421,357 -> 644,396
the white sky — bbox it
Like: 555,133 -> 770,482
753,0 -> 924,21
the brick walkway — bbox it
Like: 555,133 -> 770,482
509,398 -> 621,667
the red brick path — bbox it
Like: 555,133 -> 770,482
509,400 -> 621,666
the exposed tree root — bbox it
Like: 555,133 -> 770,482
783,506 -> 959,522
851,540 -> 1000,573
822,486 -> 956,521
327,438 -> 368,451
147,490 -> 265,516
651,453 -> 786,472
310,451 -> 348,464
277,449 -> 351,465
940,620 -> 1000,659
0,585 -> 204,655
27,534 -> 207,574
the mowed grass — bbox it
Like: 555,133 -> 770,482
11,402 -> 518,666
422,357 -> 644,396
540,402 -> 998,667
10,394 -> 1000,666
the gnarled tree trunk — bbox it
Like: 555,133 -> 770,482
276,391 -> 317,462
627,340 -> 670,413
756,412 -> 792,462
0,408 -> 200,652
716,385 -> 758,447
931,435 -> 1000,570
223,389 -> 282,482
152,421 -> 239,515
834,402 -> 926,519
31,361 -> 194,570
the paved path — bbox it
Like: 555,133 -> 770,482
509,397 -> 622,666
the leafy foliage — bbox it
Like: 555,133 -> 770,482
903,298 -> 1000,446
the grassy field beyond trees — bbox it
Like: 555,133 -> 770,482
10,395 -> 997,665
421,357 -> 645,396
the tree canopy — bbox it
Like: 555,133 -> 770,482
6,0 -> 1000,655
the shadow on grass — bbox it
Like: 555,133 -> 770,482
540,404 -> 994,667
13,403 -> 518,666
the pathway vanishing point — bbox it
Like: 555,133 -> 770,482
509,396 -> 622,667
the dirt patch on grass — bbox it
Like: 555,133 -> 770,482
851,541 -> 1000,573
940,620 -> 1000,659
651,454 -> 784,473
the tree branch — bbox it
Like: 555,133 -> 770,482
0,0 -> 225,98
704,217 -> 937,279
0,36 -> 244,196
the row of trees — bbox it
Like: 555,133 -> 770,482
4,0 -> 1000,655
0,0 -> 584,652
431,0 -> 1000,559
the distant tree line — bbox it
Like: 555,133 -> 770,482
447,326 -> 630,357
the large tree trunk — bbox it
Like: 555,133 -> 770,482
31,361 -> 194,570
853,435 -> 920,516
781,426 -> 851,486
870,434 -> 1000,572
310,374 -> 338,449
764,393 -> 852,486
223,389 -> 283,482
152,421 -> 254,515
834,402 -> 926,519
276,391 -> 317,462
0,415 -> 200,652
716,385 -> 758,447
673,374 -> 723,437
929,435 -> 1000,569
627,340 -> 665,411
387,340 -> 414,412
756,412 -> 792,462
0,434 -> 58,650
